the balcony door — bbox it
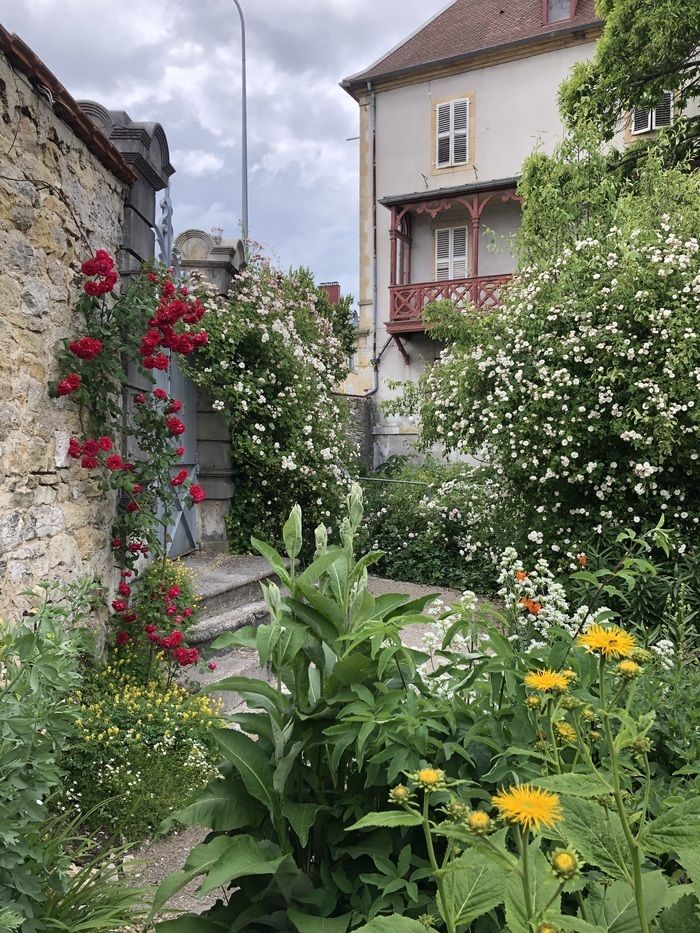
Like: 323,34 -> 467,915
435,225 -> 468,280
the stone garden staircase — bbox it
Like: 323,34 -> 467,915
184,553 -> 275,648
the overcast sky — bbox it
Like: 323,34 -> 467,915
3,0 -> 438,302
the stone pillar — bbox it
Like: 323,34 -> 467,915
175,230 -> 244,551
79,101 -> 175,272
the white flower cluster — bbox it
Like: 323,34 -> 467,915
423,215 -> 700,557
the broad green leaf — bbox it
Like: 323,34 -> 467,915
287,907 -> 352,932
278,622 -> 308,664
641,795 -> 700,882
250,537 -> 291,586
296,583 -> 346,630
533,772 -> 612,798
440,848 -> 509,926
346,811 -> 423,831
655,893 -> 700,932
256,623 -> 280,666
196,835 -> 284,895
273,741 -> 305,794
287,598 -> 339,644
203,676 -> 283,709
283,802 -> 322,846
352,917 -> 426,932
296,547 -> 345,586
158,778 -> 264,833
213,729 -> 276,811
586,873 -> 670,933
283,505 -> 303,560
547,916 -> 607,932
504,844 -> 560,933
559,797 -> 630,881
211,626 -> 257,650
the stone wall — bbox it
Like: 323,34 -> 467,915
0,52 -> 126,616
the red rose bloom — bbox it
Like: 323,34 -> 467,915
80,455 -> 98,469
111,538 -> 123,549
153,388 -> 168,400
134,393 -> 146,404
126,501 -> 139,513
166,399 -> 182,413
152,353 -> 169,371
82,439 -> 99,457
57,373 -> 81,396
167,585 -> 181,599
182,607 -> 193,618
188,484 -> 206,504
176,446 -> 185,457
69,336 -> 103,360
115,630 -> 130,646
170,468 -> 188,487
193,331 -> 208,347
120,569 -> 133,578
144,624 -> 157,635
147,271 -> 158,284
167,417 -> 186,436
127,542 -> 142,554
166,606 -> 177,616
118,582 -> 132,597
112,599 -> 127,613
162,280 -> 176,299
123,611 -> 137,623
98,436 -> 113,451
105,454 -> 123,471
173,646 -> 199,667
132,483 -> 143,494
208,661 -> 217,671
162,630 -> 184,649
68,438 -> 83,459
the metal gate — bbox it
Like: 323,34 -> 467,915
123,188 -> 200,557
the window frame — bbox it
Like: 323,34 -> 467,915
435,98 -> 470,169
631,92 -> 674,135
434,225 -> 469,281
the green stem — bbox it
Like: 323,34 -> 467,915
546,703 -> 563,774
599,656 -> 650,933
516,826 -> 535,931
422,794 -> 455,933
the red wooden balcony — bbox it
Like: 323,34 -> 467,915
387,273 -> 512,334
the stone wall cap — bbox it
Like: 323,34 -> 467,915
0,27 -> 137,185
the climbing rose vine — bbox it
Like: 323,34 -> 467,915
51,250 -> 208,661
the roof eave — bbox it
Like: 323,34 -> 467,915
379,177 -> 520,208
341,19 -> 603,99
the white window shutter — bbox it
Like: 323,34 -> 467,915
452,99 -> 469,165
652,91 -> 673,128
436,103 -> 451,167
451,226 -> 468,278
632,106 -> 651,134
435,228 -> 451,279
435,227 -> 469,280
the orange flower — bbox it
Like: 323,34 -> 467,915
577,554 -> 588,567
519,597 -> 542,615
515,570 -> 528,582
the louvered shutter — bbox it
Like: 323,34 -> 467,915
652,91 -> 673,128
436,103 -> 451,167
632,106 -> 651,134
452,99 -> 469,165
435,228 -> 451,280
451,226 -> 468,278
435,227 -> 468,280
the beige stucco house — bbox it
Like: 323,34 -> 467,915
342,0 -> 609,463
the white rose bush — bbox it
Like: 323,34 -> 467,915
420,151 -> 700,565
188,256 -> 356,552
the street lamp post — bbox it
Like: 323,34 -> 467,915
231,0 -> 248,259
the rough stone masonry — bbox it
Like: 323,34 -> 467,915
0,48 -> 127,616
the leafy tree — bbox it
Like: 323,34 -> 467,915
560,0 -> 700,163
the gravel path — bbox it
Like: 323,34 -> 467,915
131,576 -> 463,917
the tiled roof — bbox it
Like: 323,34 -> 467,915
0,26 -> 136,184
343,0 -> 601,90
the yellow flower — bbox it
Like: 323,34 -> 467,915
561,668 -> 578,684
616,660 -> 641,679
554,721 -> 577,745
466,810 -> 492,835
389,784 -> 412,805
550,848 -> 580,879
577,625 -> 636,659
415,768 -> 445,791
492,784 -> 563,832
537,925 -> 560,933
524,669 -> 570,693
525,694 -> 541,709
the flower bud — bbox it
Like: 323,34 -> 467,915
551,848 -> 580,880
466,810 -> 492,835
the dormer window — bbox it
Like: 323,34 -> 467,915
632,91 -> 674,134
545,0 -> 574,23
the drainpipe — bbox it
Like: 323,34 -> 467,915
365,80 -> 380,397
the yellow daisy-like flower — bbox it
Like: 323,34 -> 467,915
577,624 -> 636,659
616,660 -> 641,679
466,810 -> 492,835
554,721 -> 578,744
524,669 -> 570,693
491,784 -> 563,832
550,848 -> 580,879
537,924 -> 560,933
414,768 -> 446,791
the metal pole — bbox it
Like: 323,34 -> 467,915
231,0 -> 248,259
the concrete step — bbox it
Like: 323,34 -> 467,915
184,553 -> 279,619
188,645 -> 272,714
187,600 -> 270,646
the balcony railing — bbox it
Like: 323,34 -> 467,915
387,273 -> 512,334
